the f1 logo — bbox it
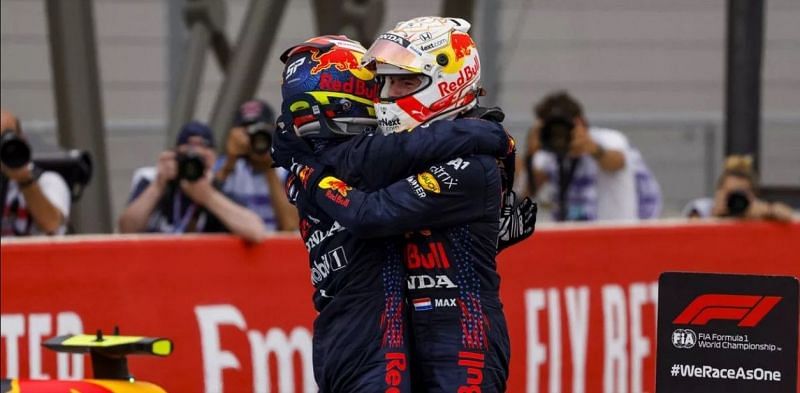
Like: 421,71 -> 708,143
673,294 -> 782,327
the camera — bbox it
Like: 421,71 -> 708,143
540,115 -> 574,156
726,189 -> 751,217
246,122 -> 273,155
33,150 -> 93,201
0,130 -> 32,168
176,151 -> 206,182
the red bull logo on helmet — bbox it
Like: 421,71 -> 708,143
437,57 -> 480,96
450,31 -> 475,60
319,73 -> 379,101
310,48 -> 361,75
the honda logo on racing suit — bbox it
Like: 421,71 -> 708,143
407,275 -> 458,290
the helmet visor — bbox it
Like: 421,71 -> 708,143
377,74 -> 431,101
362,38 -> 425,73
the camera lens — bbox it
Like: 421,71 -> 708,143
0,131 -> 32,169
177,152 -> 205,182
247,123 -> 273,155
250,130 -> 272,155
540,117 -> 574,156
726,190 -> 750,217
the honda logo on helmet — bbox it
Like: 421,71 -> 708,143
378,33 -> 411,48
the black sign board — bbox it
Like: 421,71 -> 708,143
656,272 -> 798,393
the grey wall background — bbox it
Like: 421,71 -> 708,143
1,0 -> 798,226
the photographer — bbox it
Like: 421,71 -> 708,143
117,121 -> 265,242
214,99 -> 298,231
0,108 -> 70,236
683,155 -> 794,221
525,91 -> 662,221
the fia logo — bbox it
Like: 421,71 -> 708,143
671,328 -> 697,349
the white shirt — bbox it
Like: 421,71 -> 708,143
682,197 -> 714,218
533,127 -> 662,221
2,171 -> 71,236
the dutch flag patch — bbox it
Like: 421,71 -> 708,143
413,298 -> 433,311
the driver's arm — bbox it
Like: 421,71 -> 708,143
297,155 -> 496,238
333,118 -> 512,189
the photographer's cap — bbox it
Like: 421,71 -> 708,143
176,121 -> 214,147
234,99 -> 275,127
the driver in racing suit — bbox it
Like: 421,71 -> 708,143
274,18 -> 534,392
274,35 -> 527,392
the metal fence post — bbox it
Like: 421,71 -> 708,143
208,0 -> 289,145
166,0 -> 229,147
725,0 -> 764,170
45,0 -> 112,233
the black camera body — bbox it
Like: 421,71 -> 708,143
176,151 -> 206,182
540,115 -> 574,156
33,150 -> 93,201
246,122 -> 273,155
0,130 -> 32,168
726,189 -> 751,217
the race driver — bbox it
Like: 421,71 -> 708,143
274,35 -> 523,392
274,17 -> 530,392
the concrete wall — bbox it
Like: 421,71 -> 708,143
1,0 -> 798,226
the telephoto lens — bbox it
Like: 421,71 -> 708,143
176,151 -> 206,182
247,122 -> 273,155
33,150 -> 93,201
726,190 -> 751,217
0,130 -> 32,168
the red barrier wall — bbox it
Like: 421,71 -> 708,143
2,222 -> 798,392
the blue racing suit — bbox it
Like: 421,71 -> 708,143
297,112 -> 512,392
287,118 -> 512,392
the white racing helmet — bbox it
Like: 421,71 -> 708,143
361,17 -> 481,133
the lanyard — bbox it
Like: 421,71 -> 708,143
171,193 -> 205,233
4,195 -> 33,236
556,156 -> 580,222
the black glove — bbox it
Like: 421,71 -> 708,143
497,190 -> 537,253
499,150 -> 516,192
271,114 -> 325,193
462,105 -> 515,160
271,114 -> 314,169
463,105 -> 506,123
